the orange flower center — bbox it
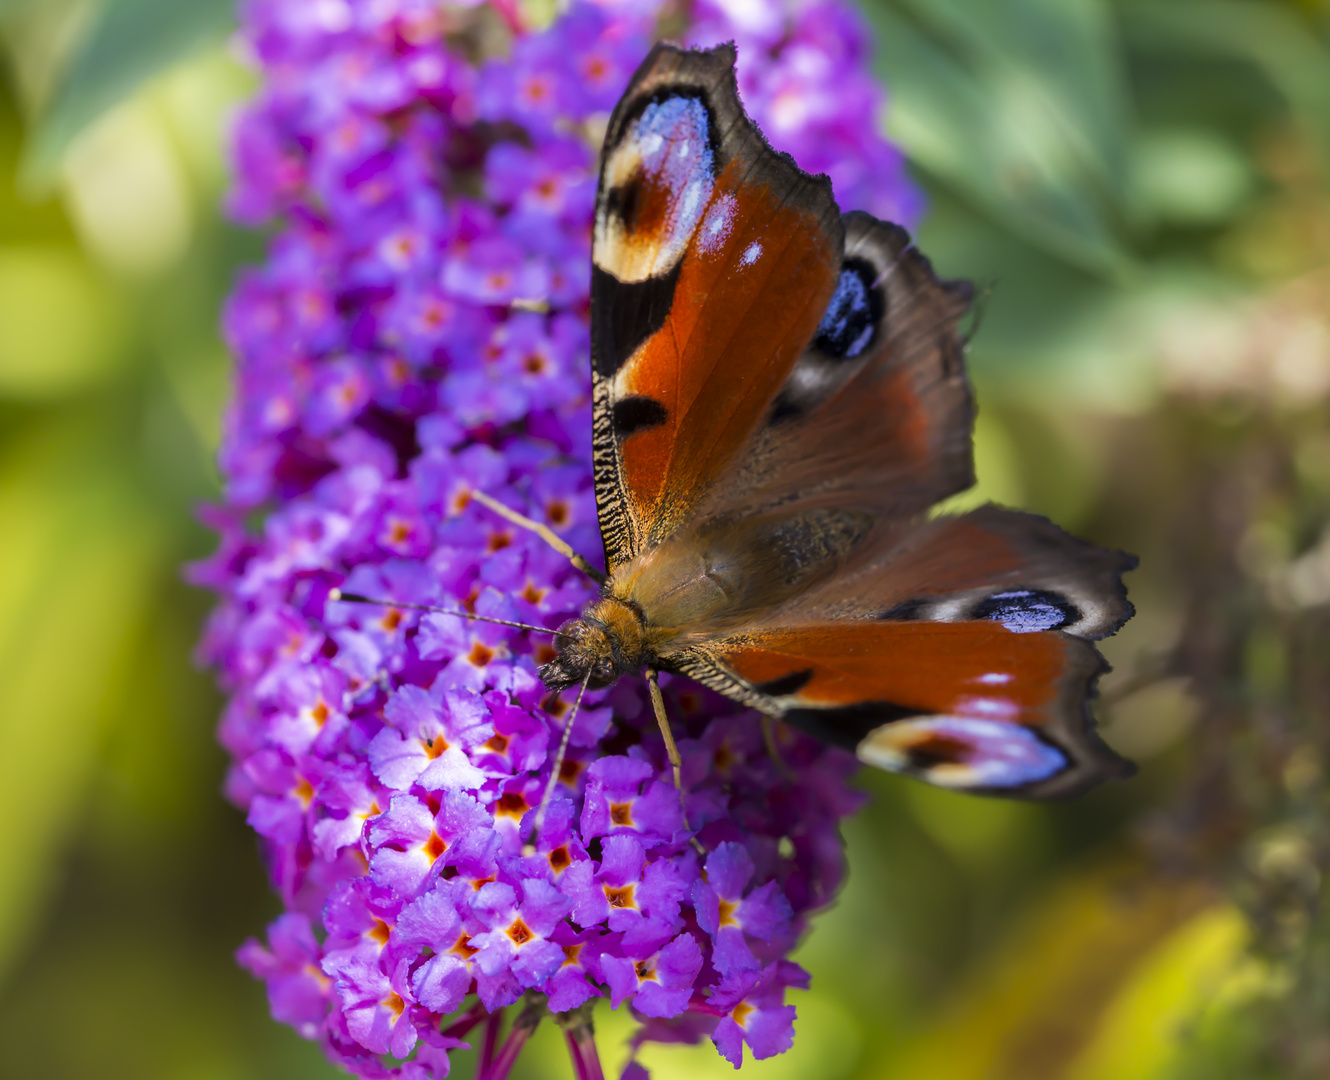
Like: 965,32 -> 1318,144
496,792 -> 529,819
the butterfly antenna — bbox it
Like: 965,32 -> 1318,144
523,670 -> 591,856
470,490 -> 607,586
646,668 -> 706,856
327,589 -> 560,635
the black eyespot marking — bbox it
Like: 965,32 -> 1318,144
603,182 -> 641,232
769,392 -> 802,424
592,262 -> 681,377
971,589 -> 1079,633
812,257 -> 884,360
782,701 -> 919,751
876,598 -> 929,621
753,669 -> 814,697
904,733 -> 971,771
612,396 -> 669,437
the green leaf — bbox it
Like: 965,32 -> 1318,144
0,413 -> 164,979
20,0 -> 237,189
864,0 -> 1134,276
0,246 -> 131,397
1120,0 -> 1330,157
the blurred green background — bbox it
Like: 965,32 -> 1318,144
0,0 -> 1328,1078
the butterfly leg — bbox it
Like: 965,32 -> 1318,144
523,672 -> 591,856
646,668 -> 707,855
761,713 -> 795,779
470,490 -> 607,585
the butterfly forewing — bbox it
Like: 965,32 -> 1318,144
590,42 -> 842,569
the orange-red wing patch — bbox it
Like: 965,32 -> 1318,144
672,621 -> 1130,798
723,622 -> 1068,716
614,161 -> 839,538
589,43 -> 841,567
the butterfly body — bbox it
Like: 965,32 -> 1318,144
539,42 -> 1137,799
541,508 -> 877,691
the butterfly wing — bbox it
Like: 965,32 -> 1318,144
665,507 -> 1136,797
698,211 -> 975,524
626,210 -> 980,638
673,621 -> 1127,798
788,504 -> 1136,638
586,44 -> 1136,798
590,42 -> 843,569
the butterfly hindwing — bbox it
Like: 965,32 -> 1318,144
697,211 -> 974,525
591,42 -> 843,569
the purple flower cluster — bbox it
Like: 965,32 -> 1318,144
198,2 -> 920,1077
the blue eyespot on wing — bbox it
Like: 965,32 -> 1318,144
812,258 -> 882,361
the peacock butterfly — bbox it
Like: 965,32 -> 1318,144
339,40 -> 1137,803
533,41 -> 1137,799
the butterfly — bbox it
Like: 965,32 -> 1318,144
339,41 -> 1136,802
529,40 -> 1136,800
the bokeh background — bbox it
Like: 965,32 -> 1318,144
0,0 -> 1328,1077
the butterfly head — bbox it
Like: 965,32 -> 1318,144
539,598 -> 647,693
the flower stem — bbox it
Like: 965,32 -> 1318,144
478,1007 -> 503,1077
442,999 -> 488,1042
482,997 -> 544,1080
564,1017 -> 606,1080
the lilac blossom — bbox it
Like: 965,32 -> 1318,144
200,1 -> 920,1077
